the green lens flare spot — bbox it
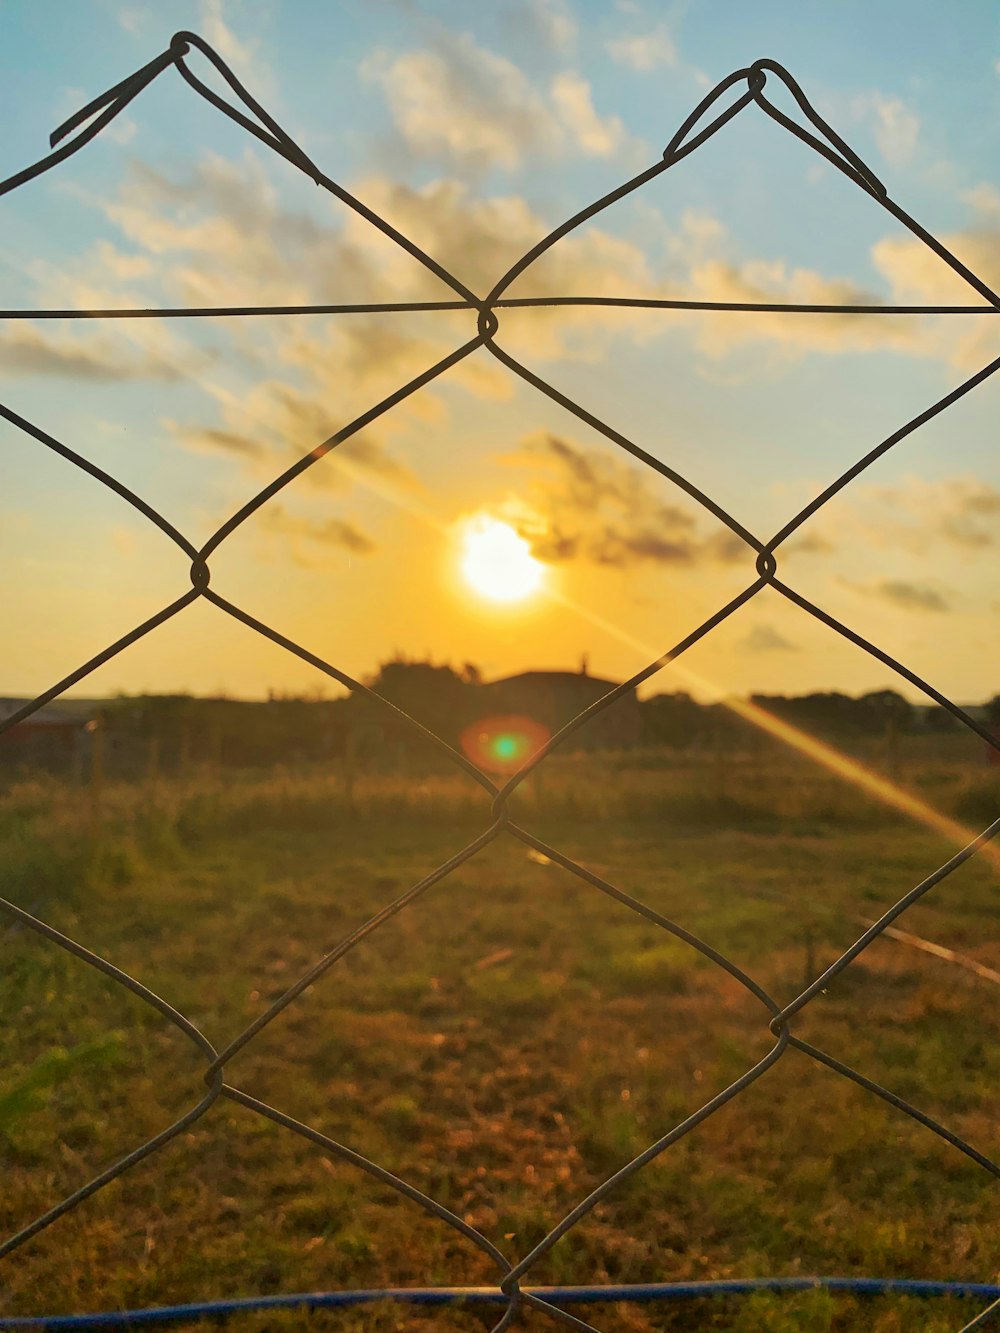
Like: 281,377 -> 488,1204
493,734 -> 519,760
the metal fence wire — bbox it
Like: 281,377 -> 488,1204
1,34 -> 999,1332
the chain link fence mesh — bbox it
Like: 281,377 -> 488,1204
1,35 -> 998,1331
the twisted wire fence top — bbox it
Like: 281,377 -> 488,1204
1,34 -> 998,1333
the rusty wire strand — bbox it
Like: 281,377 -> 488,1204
2,298 -> 999,317
1,37 -> 998,1333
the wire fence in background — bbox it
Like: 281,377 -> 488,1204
1,35 -> 998,1332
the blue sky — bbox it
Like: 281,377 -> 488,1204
1,0 -> 999,703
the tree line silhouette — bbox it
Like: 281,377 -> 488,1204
16,657 -> 986,778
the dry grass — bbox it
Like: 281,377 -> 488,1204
0,743 -> 997,1331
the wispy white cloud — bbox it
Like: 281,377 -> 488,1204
868,209 -> 1000,367
502,0 -> 577,54
607,27 -> 678,73
649,197 -> 1000,370
117,7 -> 144,34
50,148 -> 674,510
852,91 -> 920,166
364,33 -> 557,172
344,172 -> 658,357
961,182 -> 1000,218
550,71 -> 630,157
687,253 -> 921,358
364,30 -> 642,170
197,0 -> 269,93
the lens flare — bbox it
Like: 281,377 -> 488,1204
461,714 -> 551,774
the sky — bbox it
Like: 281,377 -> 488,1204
1,0 -> 999,704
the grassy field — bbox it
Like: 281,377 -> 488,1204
0,737 -> 998,1332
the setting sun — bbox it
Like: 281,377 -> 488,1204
460,516 -> 544,602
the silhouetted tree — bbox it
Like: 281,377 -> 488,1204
363,658 -> 475,744
642,692 -> 706,749
858,689 -> 912,733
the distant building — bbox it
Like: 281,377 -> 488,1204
0,698 -> 99,773
478,662 -> 641,751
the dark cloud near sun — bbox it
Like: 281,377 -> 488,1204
844,577 -> 951,613
260,502 -> 375,559
737,623 -> 799,653
937,486 -> 1000,550
782,530 -> 835,557
166,423 -> 267,459
166,390 -> 417,493
0,325 -> 182,382
507,431 -> 751,569
857,478 -> 1000,556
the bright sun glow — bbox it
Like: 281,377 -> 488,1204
460,516 -> 543,602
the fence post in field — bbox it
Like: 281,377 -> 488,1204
802,920 -> 816,991
146,733 -> 160,792
884,714 -> 900,781
343,727 -> 357,811
89,721 -> 104,835
177,719 -> 191,778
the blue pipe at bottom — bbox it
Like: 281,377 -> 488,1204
3,1278 -> 999,1329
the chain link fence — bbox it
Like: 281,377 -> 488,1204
1,35 -> 998,1331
